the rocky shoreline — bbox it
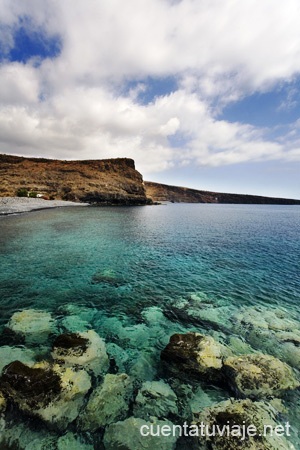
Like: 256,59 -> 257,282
0,197 -> 89,216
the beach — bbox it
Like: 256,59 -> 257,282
0,197 -> 89,215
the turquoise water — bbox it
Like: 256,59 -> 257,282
0,204 -> 299,447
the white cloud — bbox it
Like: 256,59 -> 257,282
1,0 -> 300,177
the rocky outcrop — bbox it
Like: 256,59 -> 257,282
51,330 -> 109,377
133,380 -> 178,420
0,154 -> 150,205
7,309 -> 57,344
0,360 -> 91,429
161,332 -> 232,381
223,353 -> 299,399
193,398 -> 296,449
145,181 -> 300,205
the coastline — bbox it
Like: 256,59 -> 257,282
0,197 -> 89,216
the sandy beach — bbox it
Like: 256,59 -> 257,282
0,197 -> 89,215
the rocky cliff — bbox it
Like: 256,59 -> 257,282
144,181 -> 300,205
0,154 -> 149,205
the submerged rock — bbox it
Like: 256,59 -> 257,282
103,416 -> 178,450
1,360 -> 91,430
0,345 -> 36,374
193,398 -> 295,449
233,306 -> 300,369
161,332 -> 232,381
79,373 -> 133,431
133,380 -> 178,420
223,353 -> 299,399
57,432 -> 93,450
0,423 -> 58,450
52,330 -> 109,376
7,309 -> 56,344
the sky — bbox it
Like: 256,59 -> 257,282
0,0 -> 300,198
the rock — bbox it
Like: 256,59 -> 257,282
52,330 -> 109,376
7,309 -> 56,344
79,373 -> 132,431
161,333 -> 232,381
129,350 -> 157,381
0,345 -> 36,374
0,391 -> 6,413
106,342 -> 129,373
133,380 -> 178,420
61,315 -> 90,333
1,360 -> 91,430
103,416 -> 178,450
91,268 -> 124,286
0,423 -> 58,450
233,306 -> 300,369
57,432 -> 93,450
223,353 -> 299,399
193,398 -> 296,449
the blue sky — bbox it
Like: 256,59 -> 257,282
0,0 -> 299,198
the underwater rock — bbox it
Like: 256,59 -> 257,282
192,398 -> 296,449
233,306 -> 300,369
1,360 -> 91,430
61,315 -> 90,333
79,373 -> 133,431
129,350 -> 158,381
0,422 -> 58,450
106,342 -> 129,373
223,353 -> 299,400
161,332 -> 232,381
133,380 -> 178,420
0,345 -> 36,374
52,330 -> 109,376
91,268 -> 124,286
7,309 -> 57,344
103,416 -> 178,450
57,432 -> 93,450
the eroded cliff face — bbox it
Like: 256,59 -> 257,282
0,154 -> 149,205
144,181 -> 300,205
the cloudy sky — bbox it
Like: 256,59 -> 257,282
0,0 -> 300,198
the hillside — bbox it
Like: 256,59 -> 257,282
0,154 -> 149,205
144,181 -> 300,205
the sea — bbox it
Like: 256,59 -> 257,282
0,203 -> 299,448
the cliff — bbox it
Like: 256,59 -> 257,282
144,181 -> 300,205
0,154 -> 149,205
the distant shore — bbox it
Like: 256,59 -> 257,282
0,197 -> 89,216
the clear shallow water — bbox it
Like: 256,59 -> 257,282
0,204 -> 299,447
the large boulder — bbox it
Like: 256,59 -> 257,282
79,373 -> 133,431
193,398 -> 295,449
51,330 -> 109,376
103,416 -> 178,450
0,360 -> 91,430
161,333 -> 231,381
133,380 -> 178,420
223,353 -> 299,399
7,309 -> 56,344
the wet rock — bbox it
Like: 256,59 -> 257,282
52,330 -> 109,376
7,309 -> 56,344
106,342 -> 129,373
161,333 -> 232,381
79,373 -> 133,431
0,346 -> 36,374
1,360 -> 91,430
193,398 -> 295,449
103,416 -> 178,450
223,353 -> 299,399
133,380 -> 178,420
